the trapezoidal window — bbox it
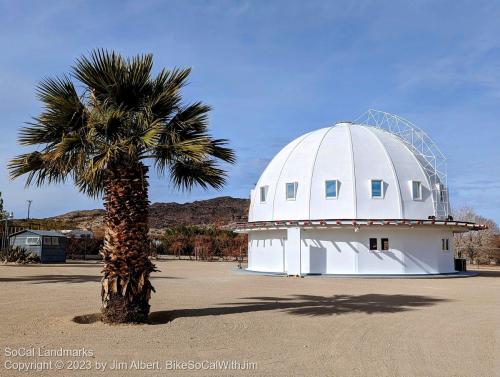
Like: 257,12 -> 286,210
325,180 -> 338,199
286,182 -> 298,200
369,238 -> 378,251
371,179 -> 383,198
259,186 -> 268,203
412,181 -> 422,200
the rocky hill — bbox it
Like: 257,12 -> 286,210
48,196 -> 249,231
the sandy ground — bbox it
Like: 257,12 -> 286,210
0,261 -> 499,377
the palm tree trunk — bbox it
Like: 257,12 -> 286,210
100,161 -> 156,323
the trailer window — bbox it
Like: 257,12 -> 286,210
43,237 -> 52,245
25,237 -> 40,246
369,238 -> 378,251
51,237 -> 60,245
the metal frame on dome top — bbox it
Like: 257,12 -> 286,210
355,109 -> 450,219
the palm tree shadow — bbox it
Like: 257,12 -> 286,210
0,275 -> 180,284
147,294 -> 448,325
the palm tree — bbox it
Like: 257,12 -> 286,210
9,50 -> 235,323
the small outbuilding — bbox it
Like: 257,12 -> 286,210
9,230 -> 67,263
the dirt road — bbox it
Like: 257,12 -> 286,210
0,261 -> 498,376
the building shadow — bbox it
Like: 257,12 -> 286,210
474,269 -> 500,278
148,293 -> 447,324
0,275 -> 180,284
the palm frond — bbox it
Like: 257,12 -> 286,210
73,49 -> 153,110
74,167 -> 107,198
19,76 -> 86,146
152,101 -> 235,168
207,138 -> 236,164
149,68 -> 191,118
169,158 -> 227,191
9,151 -> 68,187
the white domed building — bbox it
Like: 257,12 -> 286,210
236,110 -> 484,275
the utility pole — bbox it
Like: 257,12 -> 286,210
27,200 -> 33,220
0,192 -> 5,250
2,212 -> 13,251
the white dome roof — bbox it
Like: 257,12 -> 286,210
249,122 -> 449,221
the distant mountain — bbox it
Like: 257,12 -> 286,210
48,196 -> 249,231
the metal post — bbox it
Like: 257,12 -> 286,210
2,218 -> 6,251
2,213 -> 12,251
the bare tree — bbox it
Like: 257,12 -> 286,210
453,207 -> 499,264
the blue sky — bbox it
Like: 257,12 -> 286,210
0,0 -> 499,223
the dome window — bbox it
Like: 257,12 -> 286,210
412,181 -> 422,200
325,180 -> 338,199
371,179 -> 383,198
259,186 -> 268,203
286,182 -> 298,200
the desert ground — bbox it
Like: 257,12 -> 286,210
0,260 -> 499,377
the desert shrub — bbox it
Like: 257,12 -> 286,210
0,246 -> 40,264
161,226 -> 247,261
194,234 -> 215,260
149,241 -> 167,258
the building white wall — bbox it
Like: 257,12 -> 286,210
248,230 -> 286,272
285,227 -> 301,275
247,227 -> 455,275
